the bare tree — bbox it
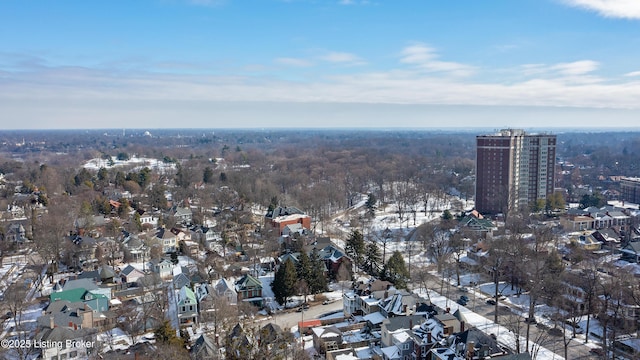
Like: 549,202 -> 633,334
33,195 -> 76,274
3,282 -> 35,360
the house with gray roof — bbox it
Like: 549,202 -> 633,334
35,327 -> 96,360
120,264 -> 145,285
621,242 -> 640,263
214,278 -> 237,305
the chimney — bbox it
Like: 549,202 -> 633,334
461,321 -> 465,332
427,332 -> 432,343
467,341 -> 475,359
49,315 -> 55,329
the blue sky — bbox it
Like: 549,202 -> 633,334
1,0 -> 640,129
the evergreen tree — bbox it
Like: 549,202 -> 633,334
296,252 -> 312,283
309,248 -> 328,294
138,167 -> 152,189
365,193 -> 377,216
384,251 -> 409,289
272,259 -> 298,306
154,320 -> 184,347
363,242 -> 382,275
114,171 -> 126,187
203,167 -> 214,184
345,230 -> 365,268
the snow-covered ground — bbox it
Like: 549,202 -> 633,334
416,287 -> 565,360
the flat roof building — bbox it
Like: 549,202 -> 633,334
475,129 -> 556,214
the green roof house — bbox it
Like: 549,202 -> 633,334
50,288 -> 109,312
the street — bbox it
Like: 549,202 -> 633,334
419,271 -> 599,359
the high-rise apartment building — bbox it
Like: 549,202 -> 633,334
475,129 -> 556,214
620,177 -> 640,204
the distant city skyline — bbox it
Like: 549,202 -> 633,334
2,0 -> 640,129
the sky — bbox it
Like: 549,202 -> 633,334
1,0 -> 640,130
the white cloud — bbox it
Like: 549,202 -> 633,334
561,0 -> 640,19
4,48 -> 640,127
399,43 -> 475,77
274,57 -> 314,67
552,60 -> 599,76
625,70 -> 640,77
319,52 -> 366,65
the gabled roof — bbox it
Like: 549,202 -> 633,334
61,278 -> 98,292
235,274 -> 262,291
121,264 -> 143,276
623,242 -> 640,254
50,288 -> 108,310
35,326 -> 95,343
98,264 -> 116,279
191,334 -> 218,358
173,273 -> 191,289
178,286 -> 197,303
459,214 -> 494,230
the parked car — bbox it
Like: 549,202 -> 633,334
524,317 -> 537,324
459,295 -> 469,302
456,298 -> 468,306
322,300 -> 330,305
486,299 -> 497,305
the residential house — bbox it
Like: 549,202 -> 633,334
156,227 -> 177,253
570,231 -> 602,251
138,210 -> 159,228
151,258 -> 173,279
57,278 -> 112,300
265,206 -> 311,235
173,272 -> 191,290
190,225 -> 220,250
5,222 -> 26,243
458,210 -> 495,238
36,300 -> 116,331
379,290 -> 420,318
235,274 -> 263,306
195,283 -> 215,314
35,327 -> 96,360
434,312 -> 465,337
315,244 -> 352,276
562,215 -> 594,231
380,315 -> 424,360
176,285 -> 198,325
343,291 -> 359,317
312,326 -> 343,355
180,239 -> 200,257
191,334 -> 219,360
50,288 -> 109,312
74,215 -> 109,237
621,242 -> 640,263
120,264 -> 145,285
121,233 -> 149,263
173,206 -> 193,224
214,278 -> 238,305
592,229 -> 622,248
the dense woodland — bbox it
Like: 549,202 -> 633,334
1,129 -> 640,215
1,129 -> 640,359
